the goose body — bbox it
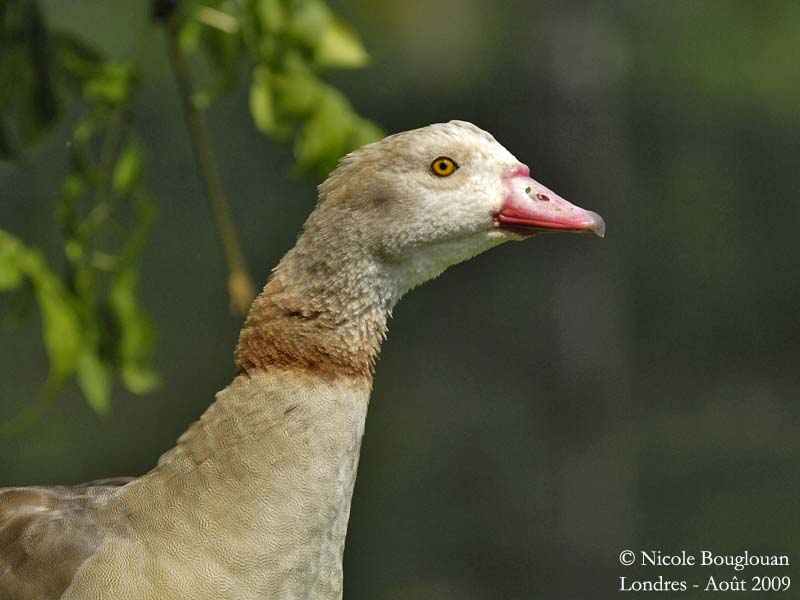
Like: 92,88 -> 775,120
0,121 -> 604,599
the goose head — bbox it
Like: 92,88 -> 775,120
303,120 -> 605,298
239,121 -> 605,378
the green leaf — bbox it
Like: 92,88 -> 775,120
109,267 -> 159,395
122,363 -> 160,395
294,90 -> 351,177
61,172 -> 87,201
0,234 -> 24,291
288,0 -> 332,49
178,19 -> 204,53
256,0 -> 286,34
112,143 -> 143,196
314,16 -> 369,68
34,270 -> 82,385
77,350 -> 112,415
272,58 -> 321,117
0,230 -> 83,385
249,65 -> 276,133
82,63 -> 134,106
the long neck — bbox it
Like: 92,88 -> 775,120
109,226 -> 395,599
236,216 -> 397,386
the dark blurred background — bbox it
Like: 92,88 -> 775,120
2,1 -> 799,598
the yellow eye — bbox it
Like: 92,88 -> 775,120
431,156 -> 458,177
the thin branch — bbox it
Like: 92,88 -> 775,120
162,14 -> 256,315
83,108 -> 126,233
93,109 -> 125,207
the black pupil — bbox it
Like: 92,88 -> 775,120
438,161 -> 448,171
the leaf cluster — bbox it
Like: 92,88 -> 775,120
0,0 -> 381,420
181,0 -> 383,177
2,0 -> 157,417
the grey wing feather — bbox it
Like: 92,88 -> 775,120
0,478 -> 133,600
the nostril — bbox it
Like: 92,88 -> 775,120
536,193 -> 550,202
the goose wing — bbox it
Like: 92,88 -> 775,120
0,478 -> 133,600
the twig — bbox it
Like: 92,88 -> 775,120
162,12 -> 256,315
83,108 -> 126,232
94,109 -> 125,207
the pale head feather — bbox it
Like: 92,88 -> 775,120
306,120 -> 522,297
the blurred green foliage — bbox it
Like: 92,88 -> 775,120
182,0 -> 382,175
1,2 -> 799,598
0,0 -> 382,418
0,0 -> 57,157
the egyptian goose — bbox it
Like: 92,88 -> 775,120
0,121 -> 604,599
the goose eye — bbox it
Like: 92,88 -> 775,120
431,157 -> 458,177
